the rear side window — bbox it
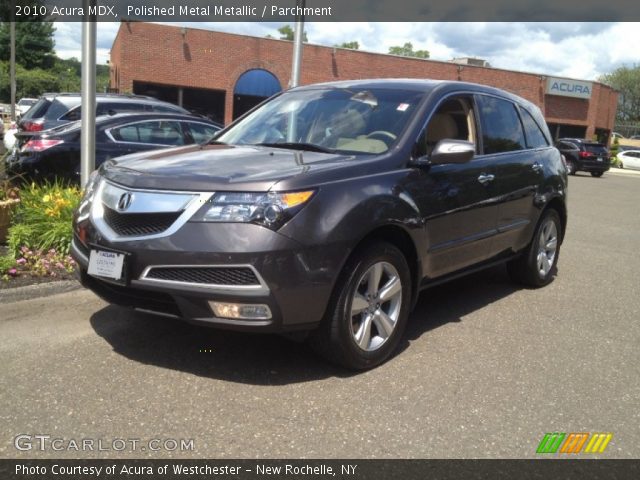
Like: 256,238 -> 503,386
61,106 -> 81,121
97,102 -> 147,115
45,99 -> 75,120
152,104 -> 182,113
20,98 -> 51,120
477,95 -> 526,154
520,108 -> 549,148
109,120 -> 185,146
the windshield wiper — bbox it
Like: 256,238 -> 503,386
255,142 -> 335,153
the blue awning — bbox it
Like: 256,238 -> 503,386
234,69 -> 282,97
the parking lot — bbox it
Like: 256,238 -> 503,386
0,170 -> 639,459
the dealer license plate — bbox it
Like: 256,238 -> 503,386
88,249 -> 125,281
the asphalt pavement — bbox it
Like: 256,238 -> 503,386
1,172 -> 639,459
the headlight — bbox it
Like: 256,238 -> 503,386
190,190 -> 315,229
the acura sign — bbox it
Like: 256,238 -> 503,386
546,76 -> 592,99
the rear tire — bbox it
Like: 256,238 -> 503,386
309,241 -> 411,370
507,209 -> 561,288
591,171 -> 604,177
566,161 -> 577,175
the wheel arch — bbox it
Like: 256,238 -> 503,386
544,196 -> 567,243
343,224 -> 421,310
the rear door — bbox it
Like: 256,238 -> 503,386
475,95 -> 547,255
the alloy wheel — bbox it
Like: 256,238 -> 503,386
536,219 -> 558,277
349,261 -> 403,352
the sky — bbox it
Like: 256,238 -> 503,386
53,22 -> 640,81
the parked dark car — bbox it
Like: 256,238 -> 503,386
556,138 -> 610,177
17,93 -> 189,133
72,79 -> 568,369
7,113 -> 221,183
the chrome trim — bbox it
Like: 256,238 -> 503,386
138,264 -> 270,295
134,308 -> 181,319
101,181 -> 194,213
90,179 -> 213,242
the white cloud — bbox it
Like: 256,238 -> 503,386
52,22 -> 640,80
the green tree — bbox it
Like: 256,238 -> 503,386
278,25 -> 308,42
336,41 -> 359,50
388,42 -> 429,59
0,20 -> 56,69
599,65 -> 640,122
0,61 -> 61,101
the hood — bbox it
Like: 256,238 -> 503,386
101,144 -> 357,191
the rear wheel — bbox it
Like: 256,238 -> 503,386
507,209 -> 561,288
566,160 -> 577,175
309,241 -> 411,370
591,171 -> 604,177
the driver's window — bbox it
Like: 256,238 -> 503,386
416,96 -> 477,158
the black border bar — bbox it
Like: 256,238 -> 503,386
1,459 -> 639,480
2,0 -> 640,22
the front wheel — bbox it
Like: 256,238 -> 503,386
309,241 -> 411,370
591,171 -> 604,177
507,209 -> 561,288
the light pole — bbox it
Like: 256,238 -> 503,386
80,0 -> 97,186
10,18 -> 16,121
289,0 -> 305,88
287,0 -> 305,141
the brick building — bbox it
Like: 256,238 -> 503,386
110,22 -> 618,141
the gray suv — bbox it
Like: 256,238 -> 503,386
18,93 -> 189,133
72,79 -> 568,369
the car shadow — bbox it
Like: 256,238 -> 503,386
90,264 -> 525,385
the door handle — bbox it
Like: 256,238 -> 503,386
477,173 -> 495,185
532,162 -> 543,172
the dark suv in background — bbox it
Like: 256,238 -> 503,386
18,93 -> 189,133
7,113 -> 221,183
556,138 -> 610,177
72,79 -> 568,369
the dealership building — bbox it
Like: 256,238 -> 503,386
109,22 -> 618,141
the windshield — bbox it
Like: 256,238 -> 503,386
217,87 -> 424,154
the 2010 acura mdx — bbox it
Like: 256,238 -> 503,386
72,79 -> 568,369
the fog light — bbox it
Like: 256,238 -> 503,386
209,302 -> 272,320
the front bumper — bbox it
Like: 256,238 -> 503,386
72,219 -> 347,333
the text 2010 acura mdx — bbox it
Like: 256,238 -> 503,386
72,80 -> 568,369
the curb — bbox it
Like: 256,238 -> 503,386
607,167 -> 640,177
0,280 -> 82,304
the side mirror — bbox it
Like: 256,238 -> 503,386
430,139 -> 475,165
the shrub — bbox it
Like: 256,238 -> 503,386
0,255 -> 15,275
7,181 -> 81,256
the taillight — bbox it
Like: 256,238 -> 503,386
22,139 -> 63,152
22,120 -> 44,132
579,151 -> 591,158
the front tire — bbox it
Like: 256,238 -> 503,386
309,241 -> 411,370
507,209 -> 561,288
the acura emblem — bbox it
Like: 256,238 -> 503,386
117,192 -> 133,211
